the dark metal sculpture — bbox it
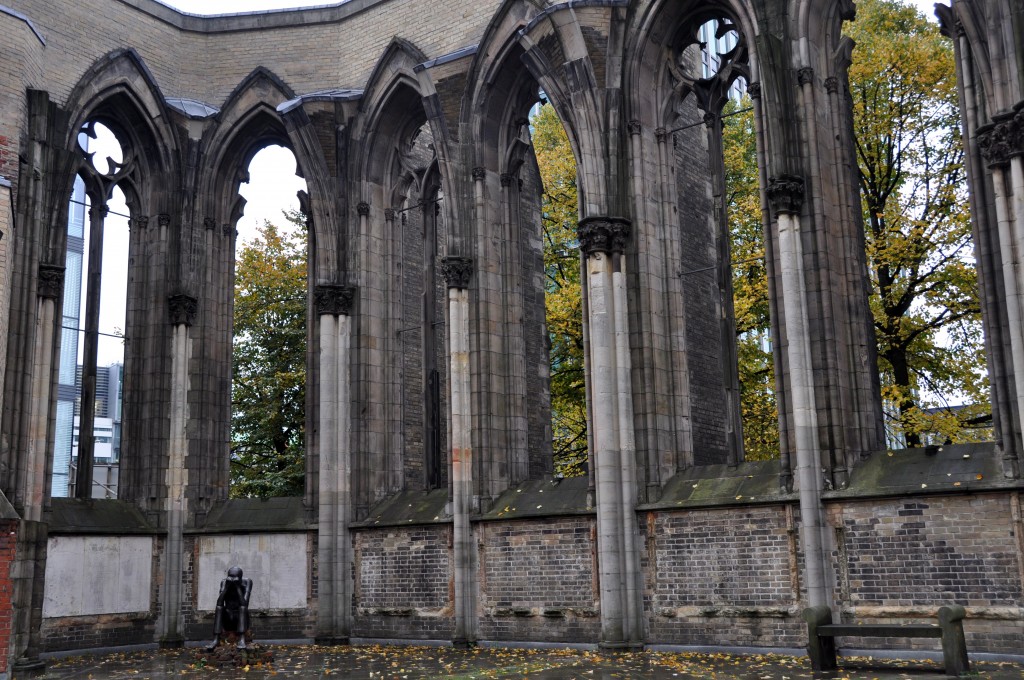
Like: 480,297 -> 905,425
205,566 -> 252,651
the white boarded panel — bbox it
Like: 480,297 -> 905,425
43,536 -> 152,617
197,533 -> 307,611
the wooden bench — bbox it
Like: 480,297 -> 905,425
803,605 -> 970,677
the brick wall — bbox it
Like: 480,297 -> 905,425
23,490 -> 1024,653
0,183 -> 12,424
478,517 -> 600,642
0,520 -> 17,676
646,505 -> 805,646
830,494 -> 1024,655
3,0 -> 503,125
353,525 -> 454,639
673,97 -> 728,464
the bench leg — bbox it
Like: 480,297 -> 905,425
940,623 -> 970,677
938,605 -> 970,677
803,606 -> 837,672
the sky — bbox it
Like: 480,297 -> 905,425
160,0 -> 941,18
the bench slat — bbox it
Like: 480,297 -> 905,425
817,624 -> 942,638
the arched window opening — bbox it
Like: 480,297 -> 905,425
531,100 -> 587,477
846,1 -> 991,449
56,122 -> 131,499
230,144 -> 309,497
391,122 -> 447,492
667,15 -> 753,465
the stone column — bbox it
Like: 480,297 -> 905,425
767,176 -> 831,610
9,265 -> 64,674
441,255 -> 476,647
315,284 -> 356,644
384,208 -> 403,493
26,265 -> 63,520
979,107 -> 1024,477
578,217 -> 644,648
158,292 -> 196,647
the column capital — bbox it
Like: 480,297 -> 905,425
471,167 -> 486,182
978,106 -> 1024,167
37,264 -> 65,300
168,292 -> 198,326
747,82 -> 762,99
384,208 -> 397,222
441,256 -> 474,289
627,120 -> 642,136
131,215 -> 149,231
314,284 -> 356,316
577,217 -> 631,257
797,66 -> 815,87
824,77 -> 839,95
767,175 -> 806,217
158,214 -> 171,228
356,202 -> 371,217
203,217 -> 217,231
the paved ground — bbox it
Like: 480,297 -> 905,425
22,645 -> 1024,679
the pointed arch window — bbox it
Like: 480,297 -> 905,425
54,121 -> 134,498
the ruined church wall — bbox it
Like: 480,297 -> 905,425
3,0 -> 501,113
34,490 -> 1024,653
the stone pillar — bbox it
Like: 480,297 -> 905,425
767,176 -> 831,610
26,265 -> 62,520
315,284 -> 355,644
157,293 -> 195,648
979,107 -> 1024,477
578,217 -> 644,648
441,255 -> 476,647
9,263 -> 61,672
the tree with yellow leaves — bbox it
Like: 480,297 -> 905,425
849,0 -> 987,447
231,211 -> 308,497
532,103 -> 588,476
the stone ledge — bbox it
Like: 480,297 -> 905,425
655,606 -> 798,619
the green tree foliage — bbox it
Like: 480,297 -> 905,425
848,0 -> 987,446
532,103 -> 588,476
231,211 -> 308,497
723,99 -> 780,460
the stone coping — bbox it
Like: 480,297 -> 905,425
47,498 -> 154,534
190,496 -> 310,533
351,487 -> 450,529
0,3 -> 46,44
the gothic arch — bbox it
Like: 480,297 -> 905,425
53,49 -> 178,263
349,39 -> 438,506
